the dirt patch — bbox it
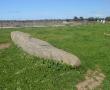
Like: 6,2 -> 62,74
76,69 -> 105,90
0,43 -> 11,49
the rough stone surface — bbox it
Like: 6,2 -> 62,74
11,31 -> 81,67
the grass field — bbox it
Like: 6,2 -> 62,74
0,24 -> 110,90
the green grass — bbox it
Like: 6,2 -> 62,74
0,24 -> 110,90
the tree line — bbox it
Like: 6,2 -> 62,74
66,16 -> 110,21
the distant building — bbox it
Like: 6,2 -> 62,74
97,19 -> 105,24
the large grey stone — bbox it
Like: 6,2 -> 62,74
11,31 -> 81,67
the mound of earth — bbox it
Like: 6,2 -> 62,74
11,31 -> 81,67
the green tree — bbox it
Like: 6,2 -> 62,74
74,16 -> 79,21
79,17 -> 84,21
105,17 -> 110,21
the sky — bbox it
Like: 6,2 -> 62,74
0,0 -> 110,20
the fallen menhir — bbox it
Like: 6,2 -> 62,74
11,31 -> 81,67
